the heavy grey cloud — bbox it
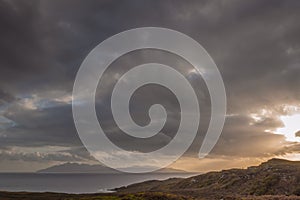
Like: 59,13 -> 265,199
0,0 -> 300,171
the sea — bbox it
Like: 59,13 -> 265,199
0,173 -> 197,194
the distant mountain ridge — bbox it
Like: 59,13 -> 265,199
37,162 -> 118,173
37,163 -> 187,174
116,158 -> 300,199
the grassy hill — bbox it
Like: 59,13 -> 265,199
116,158 -> 300,199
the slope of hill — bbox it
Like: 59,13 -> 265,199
116,158 -> 300,199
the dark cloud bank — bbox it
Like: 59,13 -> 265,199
0,0 -> 300,171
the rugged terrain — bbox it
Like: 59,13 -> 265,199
116,158 -> 300,199
2,158 -> 300,199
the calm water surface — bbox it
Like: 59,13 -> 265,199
0,173 -> 197,193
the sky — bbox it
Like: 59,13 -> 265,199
0,0 -> 300,172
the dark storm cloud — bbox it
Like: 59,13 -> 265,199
1,104 -> 80,148
1,0 -> 299,99
0,0 -> 300,170
0,1 -> 63,93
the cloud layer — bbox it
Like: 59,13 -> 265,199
0,0 -> 300,171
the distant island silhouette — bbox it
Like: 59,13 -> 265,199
37,163 -> 188,174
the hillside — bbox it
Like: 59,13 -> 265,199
116,158 -> 300,199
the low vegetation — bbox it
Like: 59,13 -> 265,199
0,191 -> 190,200
116,159 -> 300,199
